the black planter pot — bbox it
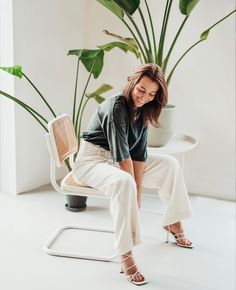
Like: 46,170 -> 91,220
65,195 -> 87,212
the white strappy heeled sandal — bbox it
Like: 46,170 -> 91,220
164,225 -> 194,249
120,253 -> 148,286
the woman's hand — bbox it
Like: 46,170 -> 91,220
133,161 -> 145,209
119,159 -> 145,209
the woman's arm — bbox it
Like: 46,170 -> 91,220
133,160 -> 145,209
119,159 -> 134,177
119,159 -> 145,209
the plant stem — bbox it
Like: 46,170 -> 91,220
167,39 -> 203,86
77,96 -> 90,150
122,19 -> 147,63
157,0 -> 169,64
72,58 -> 80,124
126,12 -> 151,62
206,9 -> 236,31
64,158 -> 72,172
167,8 -> 236,85
144,0 -> 157,63
138,7 -> 153,62
74,54 -> 99,137
0,90 -> 48,131
157,0 -> 173,65
162,16 -> 189,74
22,72 -> 56,117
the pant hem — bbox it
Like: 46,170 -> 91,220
115,239 -> 142,256
162,210 -> 193,226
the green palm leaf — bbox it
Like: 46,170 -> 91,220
94,95 -> 106,104
96,0 -> 124,19
179,0 -> 199,16
0,65 -> 23,78
86,83 -> 113,104
68,49 -> 104,79
112,0 -> 140,15
97,41 -> 140,58
87,83 -> 113,97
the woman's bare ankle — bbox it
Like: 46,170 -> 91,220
120,251 -> 145,282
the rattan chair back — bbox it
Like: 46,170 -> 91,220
48,114 -> 78,167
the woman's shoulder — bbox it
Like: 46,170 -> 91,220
101,92 -> 123,105
113,94 -> 128,115
114,93 -> 126,107
97,92 -> 126,119
102,93 -> 126,111
103,93 -> 127,122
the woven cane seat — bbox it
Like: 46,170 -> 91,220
61,171 -> 104,196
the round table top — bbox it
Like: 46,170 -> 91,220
147,133 -> 197,154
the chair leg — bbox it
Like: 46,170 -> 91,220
44,225 -> 117,262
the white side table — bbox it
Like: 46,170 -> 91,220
141,133 -> 197,215
147,133 -> 198,171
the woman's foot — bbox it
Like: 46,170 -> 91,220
120,251 -> 147,285
164,221 -> 193,248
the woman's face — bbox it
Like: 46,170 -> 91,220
131,76 -> 159,108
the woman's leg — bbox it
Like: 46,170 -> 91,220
74,161 -> 142,254
142,153 -> 193,246
73,159 -> 145,282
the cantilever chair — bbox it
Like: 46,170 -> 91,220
44,114 -> 116,262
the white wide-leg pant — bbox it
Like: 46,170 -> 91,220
73,140 -> 193,255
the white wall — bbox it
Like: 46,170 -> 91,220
0,0 -> 85,193
0,0 -> 17,194
83,0 -> 235,200
166,0 -> 235,201
1,0 -> 234,200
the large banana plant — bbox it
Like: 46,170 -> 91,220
0,41 -> 137,170
96,0 -> 235,86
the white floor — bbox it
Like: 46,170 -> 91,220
0,186 -> 235,290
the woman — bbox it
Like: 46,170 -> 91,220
73,63 -> 193,286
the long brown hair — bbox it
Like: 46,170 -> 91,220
122,63 -> 168,127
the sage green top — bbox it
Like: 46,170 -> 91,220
81,94 -> 148,162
